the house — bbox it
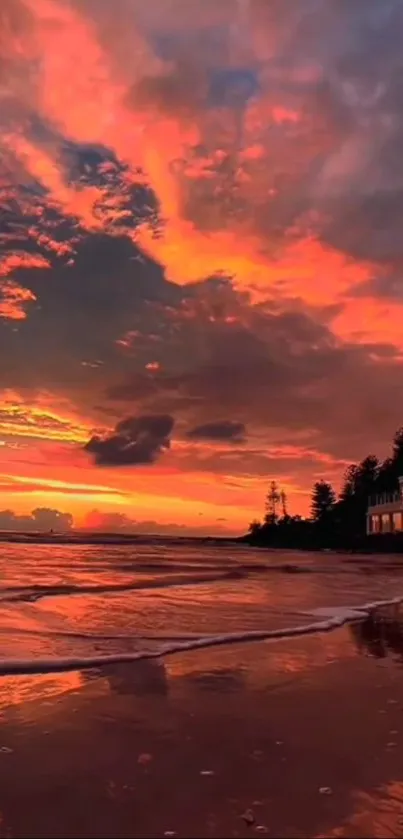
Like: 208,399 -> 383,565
366,476 -> 403,534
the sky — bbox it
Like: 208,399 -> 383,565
1,0 -> 403,536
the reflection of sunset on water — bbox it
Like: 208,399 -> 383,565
0,671 -> 83,714
165,629 -> 359,688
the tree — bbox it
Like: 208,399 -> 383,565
265,480 -> 280,525
339,464 -> 358,503
247,424 -> 403,549
354,455 -> 379,492
393,427 -> 403,465
248,519 -> 262,538
376,429 -> 403,493
280,489 -> 288,519
311,480 -> 336,523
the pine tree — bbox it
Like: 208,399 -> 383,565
311,480 -> 336,523
280,489 -> 288,518
265,480 -> 280,525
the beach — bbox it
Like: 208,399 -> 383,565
1,543 -> 403,836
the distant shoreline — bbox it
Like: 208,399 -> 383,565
0,530 -> 240,546
1,531 -> 402,555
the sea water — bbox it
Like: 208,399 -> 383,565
0,541 -> 402,677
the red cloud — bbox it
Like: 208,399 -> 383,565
0,280 -> 36,320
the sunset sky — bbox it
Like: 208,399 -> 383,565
1,0 -> 403,535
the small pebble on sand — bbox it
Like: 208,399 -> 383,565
241,809 -> 255,826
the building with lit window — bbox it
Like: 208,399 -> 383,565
366,477 -> 403,535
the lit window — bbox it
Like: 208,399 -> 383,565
371,516 -> 380,533
381,513 -> 391,532
393,512 -> 403,531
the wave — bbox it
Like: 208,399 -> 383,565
0,625 -> 206,642
0,595 -> 401,677
0,563 -> 323,604
0,569 -> 245,603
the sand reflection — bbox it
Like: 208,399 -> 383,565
0,671 -> 83,715
318,780 -> 403,838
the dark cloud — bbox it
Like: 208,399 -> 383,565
0,229 -> 180,402
103,288 -> 403,462
172,0 -> 403,268
0,507 -> 72,532
347,269 -> 403,302
85,414 -> 175,466
186,419 -> 246,443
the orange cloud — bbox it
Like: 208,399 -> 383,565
0,253 -> 50,277
0,472 -> 127,498
0,401 -> 94,443
6,134 -> 105,229
0,1 -> 382,324
5,0 -> 391,355
0,279 -> 36,320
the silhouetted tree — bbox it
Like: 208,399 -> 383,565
310,480 -> 336,523
245,425 -> 403,551
393,427 -> 403,463
265,480 -> 280,525
339,464 -> 357,503
248,519 -> 262,538
280,489 -> 288,519
355,455 -> 379,491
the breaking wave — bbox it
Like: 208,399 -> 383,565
0,596 -> 401,677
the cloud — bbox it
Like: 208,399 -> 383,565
0,401 -> 91,442
81,508 -> 230,537
2,0 -> 401,298
186,419 -> 246,443
0,472 -> 127,499
2,0 -> 403,523
0,507 -> 72,532
84,414 -> 175,466
106,286 -> 403,459
0,280 -> 36,321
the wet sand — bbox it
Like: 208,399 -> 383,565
1,617 -> 403,837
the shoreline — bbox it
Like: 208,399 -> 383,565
1,597 -> 403,678
0,531 -> 239,546
1,625 -> 403,837
1,529 -> 402,557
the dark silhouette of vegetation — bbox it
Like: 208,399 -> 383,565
265,480 -> 281,525
311,480 -> 336,523
244,427 -> 403,552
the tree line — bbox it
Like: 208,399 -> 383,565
245,428 -> 403,551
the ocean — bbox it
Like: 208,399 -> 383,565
1,540 -> 403,682
1,541 -> 403,837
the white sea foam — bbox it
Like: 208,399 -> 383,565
0,595 -> 401,676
